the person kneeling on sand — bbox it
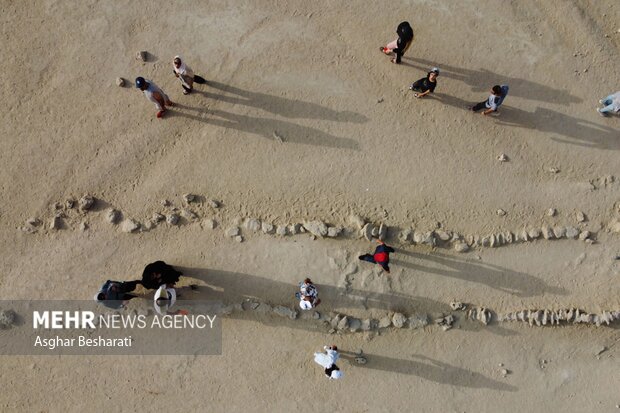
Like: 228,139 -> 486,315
295,278 -> 321,310
135,77 -> 174,118
471,85 -> 509,115
597,91 -> 620,116
359,239 -> 395,273
141,261 -> 183,290
314,345 -> 343,380
409,67 -> 440,98
94,279 -> 141,309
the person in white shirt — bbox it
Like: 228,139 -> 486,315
471,85 -> 506,115
314,345 -> 343,380
296,278 -> 321,310
173,56 -> 195,95
135,77 -> 173,118
597,91 -> 620,116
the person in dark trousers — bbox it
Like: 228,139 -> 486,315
471,85 -> 509,115
380,21 -> 414,64
141,261 -> 183,290
409,67 -> 440,98
94,280 -> 141,309
359,240 -> 395,273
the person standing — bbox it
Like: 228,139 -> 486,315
135,77 -> 174,118
358,239 -> 395,273
597,91 -> 620,116
409,67 -> 440,98
471,85 -> 509,115
314,345 -> 343,380
380,21 -> 414,64
295,278 -> 321,310
173,56 -> 195,95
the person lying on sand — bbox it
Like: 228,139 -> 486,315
359,239 -> 395,273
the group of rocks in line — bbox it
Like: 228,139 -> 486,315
380,21 -> 619,117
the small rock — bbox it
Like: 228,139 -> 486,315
348,214 -> 365,229
576,211 -> 587,223
497,209 -> 506,216
303,220 -> 327,237
398,229 -> 412,243
409,314 -> 428,329
234,235 -> 243,243
166,214 -> 180,225
226,227 -> 240,237
548,167 -> 560,174
309,235 -> 316,240
579,231 -> 591,241
501,369 -> 509,376
49,216 -> 62,230
553,226 -> 566,238
450,302 -> 466,311
288,223 -> 302,235
327,227 -> 342,238
348,318 -> 361,332
565,226 -> 579,239
182,194 -> 196,203
546,208 -> 557,217
497,154 -> 509,162
116,77 -> 125,87
136,50 -> 147,61
78,195 -> 95,212
337,316 -> 349,330
454,242 -> 469,253
106,209 -> 121,224
528,228 -> 541,239
275,225 -> 287,236
26,217 -> 40,227
79,222 -> 88,231
151,212 -> 165,223
362,223 -> 374,241
208,200 -> 220,209
261,222 -> 274,234
378,316 -> 392,329
121,219 -> 139,233
541,225 -> 554,240
244,218 -> 261,232
273,306 -> 297,320
181,209 -> 198,221
65,199 -> 75,209
435,229 -> 452,242
377,98 -> 384,103
242,301 -> 260,311
0,310 -> 16,328
392,313 -> 407,328
161,199 -> 171,207
360,319 -> 372,331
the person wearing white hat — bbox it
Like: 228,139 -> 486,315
172,56 -> 195,95
314,345 -> 343,380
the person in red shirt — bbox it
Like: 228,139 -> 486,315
358,240 -> 395,273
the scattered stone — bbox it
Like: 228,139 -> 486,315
378,316 -> 392,329
65,199 -> 75,209
362,223 -> 374,241
497,209 -> 506,216
548,167 -> 560,174
360,319 -> 372,331
273,306 -> 297,320
501,369 -> 509,376
198,219 -> 215,230
489,234 -> 498,248
182,194 -> 196,203
181,209 -> 198,221
398,229 -> 412,243
435,315 -> 454,331
161,199 -> 171,207
261,222 -> 274,234
435,229 -> 452,242
450,302 -> 466,311
116,77 -> 125,87
242,301 -> 260,311
208,200 -> 220,209
546,208 -> 557,217
136,50 -> 147,61
528,228 -> 541,239
79,222 -> 88,231
78,195 -> 95,212
327,226 -> 342,238
541,225 -> 554,240
337,316 -> 349,330
454,242 -> 469,253
226,227 -> 240,237
121,219 -> 139,233
309,235 -> 316,241
409,314 -> 428,329
565,226 -> 579,239
0,310 -> 16,328
348,318 -> 361,332
26,217 -> 41,227
49,216 -> 62,230
579,231 -> 591,241
378,223 -> 387,240
497,154 -> 509,162
392,313 -> 407,328
166,213 -> 180,226
330,314 -> 342,329
303,221 -> 327,237
576,211 -> 587,223
553,226 -> 566,238
234,235 -> 243,243
477,308 -> 491,325
105,209 -> 121,224
348,214 -> 365,229
275,225 -> 287,236
416,231 -> 435,246
151,212 -> 165,223
244,218 -> 261,232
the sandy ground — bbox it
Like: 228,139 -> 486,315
0,0 -> 619,412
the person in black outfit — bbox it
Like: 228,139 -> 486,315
409,67 -> 440,98
380,21 -> 414,64
358,240 -> 395,273
141,261 -> 183,290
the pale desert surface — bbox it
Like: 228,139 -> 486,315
0,0 -> 619,412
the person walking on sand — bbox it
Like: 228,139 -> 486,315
597,91 -> 620,116
380,21 -> 414,64
409,67 -> 440,98
173,56 -> 195,95
314,345 -> 343,380
135,77 -> 174,118
295,278 -> 321,310
470,85 -> 509,115
359,239 -> 395,273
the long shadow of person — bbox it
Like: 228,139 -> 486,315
402,57 -> 582,106
393,249 -> 567,298
197,81 -> 369,124
338,351 -> 517,391
166,105 -> 360,150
